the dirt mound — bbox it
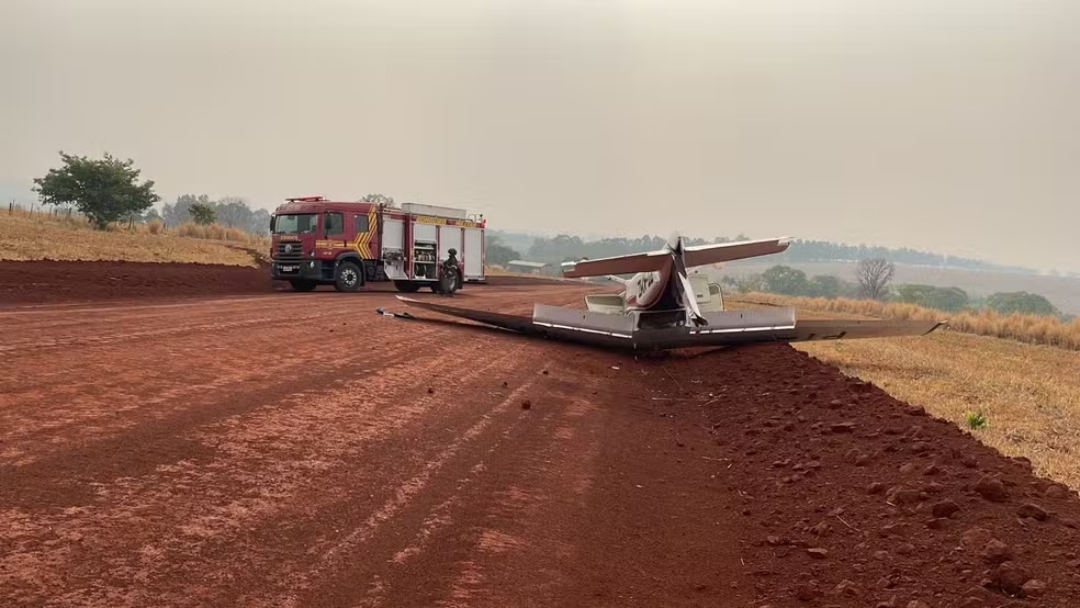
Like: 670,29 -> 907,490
0,259 -> 279,305
672,344 -> 1080,607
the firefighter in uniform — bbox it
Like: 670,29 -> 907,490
440,248 -> 460,296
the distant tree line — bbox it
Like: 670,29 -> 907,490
502,231 -> 1034,275
524,234 -> 750,264
731,260 -> 1063,318
721,265 -> 857,299
152,194 -> 272,235
773,240 -> 1031,273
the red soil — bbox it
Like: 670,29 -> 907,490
1,260 -> 1078,607
0,259 -> 281,304
0,259 -> 569,306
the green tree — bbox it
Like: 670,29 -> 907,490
213,197 -> 250,228
32,151 -> 160,229
485,235 -> 520,267
808,275 -> 842,298
732,273 -> 765,293
985,291 -> 1058,316
762,265 -> 809,296
895,284 -> 969,312
190,201 -> 216,225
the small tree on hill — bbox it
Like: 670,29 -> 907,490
808,274 -> 843,298
762,265 -> 809,296
855,257 -> 895,300
986,291 -> 1058,316
32,151 -> 160,229
190,201 -> 216,225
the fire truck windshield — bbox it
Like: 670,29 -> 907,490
272,213 -> 317,235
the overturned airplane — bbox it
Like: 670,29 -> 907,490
393,235 -> 944,351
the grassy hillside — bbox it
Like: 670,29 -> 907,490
743,291 -> 1080,350
0,208 -> 265,267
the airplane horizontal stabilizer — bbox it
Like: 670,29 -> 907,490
560,250 -> 671,278
682,237 -> 793,268
559,237 -> 793,278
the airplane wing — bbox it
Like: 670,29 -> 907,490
393,297 -> 944,351
682,237 -> 793,268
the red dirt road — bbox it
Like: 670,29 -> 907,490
4,280 -> 1080,607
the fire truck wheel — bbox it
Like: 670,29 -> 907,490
394,281 -> 421,293
290,280 -> 317,292
334,261 -> 364,292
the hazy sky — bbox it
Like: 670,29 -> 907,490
2,0 -> 1078,271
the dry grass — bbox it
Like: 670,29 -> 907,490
792,332 -> 1080,490
0,209 -> 263,267
743,292 -> 1080,350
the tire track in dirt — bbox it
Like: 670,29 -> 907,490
0,286 -> 599,607
0,298 -> 438,466
147,345 -> 559,608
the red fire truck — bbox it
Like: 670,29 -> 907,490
269,196 -> 487,292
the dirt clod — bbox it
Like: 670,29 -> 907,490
1022,578 -> 1047,598
1017,503 -> 1048,521
833,579 -> 860,597
991,561 -> 1031,596
981,539 -> 1012,564
974,476 -> 1008,501
931,500 -> 960,519
886,486 -> 920,506
961,528 -> 994,551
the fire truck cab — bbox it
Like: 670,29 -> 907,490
269,196 -> 486,293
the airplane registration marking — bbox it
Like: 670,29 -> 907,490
635,273 -> 656,294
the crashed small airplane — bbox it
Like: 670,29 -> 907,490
393,235 -> 944,351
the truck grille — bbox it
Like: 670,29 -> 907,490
276,242 -> 304,260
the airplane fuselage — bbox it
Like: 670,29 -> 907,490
623,267 -> 673,311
